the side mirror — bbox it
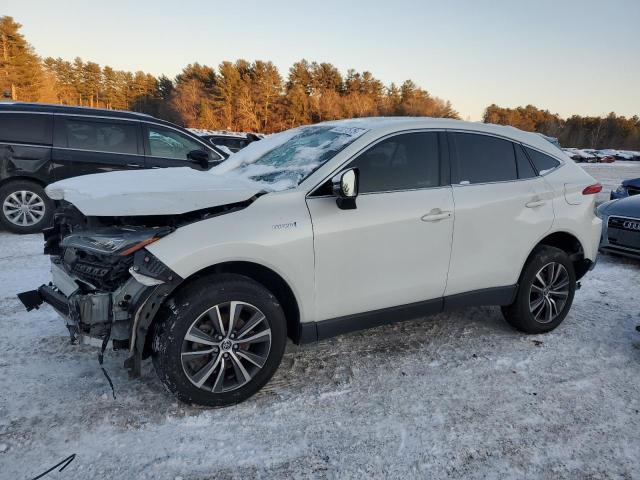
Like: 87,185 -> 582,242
187,149 -> 210,169
332,168 -> 359,210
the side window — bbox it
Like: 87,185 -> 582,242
524,146 -> 561,173
452,132 -> 517,184
65,119 -> 138,154
147,126 -> 203,160
349,132 -> 440,193
515,144 -> 536,179
0,113 -> 52,145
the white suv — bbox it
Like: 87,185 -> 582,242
18,117 -> 602,406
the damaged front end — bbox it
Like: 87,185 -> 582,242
17,204 -> 183,377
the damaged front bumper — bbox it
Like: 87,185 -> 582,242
18,250 -> 182,376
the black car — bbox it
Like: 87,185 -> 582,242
597,195 -> 640,259
0,102 -> 227,233
195,131 -> 262,153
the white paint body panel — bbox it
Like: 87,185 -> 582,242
307,187 -> 454,319
445,177 -> 555,295
46,167 -> 263,216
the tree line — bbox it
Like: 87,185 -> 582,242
484,105 -> 640,150
1,16 -> 638,148
0,16 -> 457,133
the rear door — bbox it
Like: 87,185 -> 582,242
51,115 -> 144,180
142,123 -> 223,170
444,131 -> 554,296
0,112 -> 53,183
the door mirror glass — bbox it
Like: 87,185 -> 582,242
332,168 -> 359,209
187,149 -> 210,168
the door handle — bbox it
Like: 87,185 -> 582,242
126,163 -> 144,168
525,200 -> 546,208
421,209 -> 452,222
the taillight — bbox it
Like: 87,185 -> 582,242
582,183 -> 602,195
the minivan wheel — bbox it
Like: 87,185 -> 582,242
0,181 -> 54,234
152,274 -> 287,407
501,246 -> 576,334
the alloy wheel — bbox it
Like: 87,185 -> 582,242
181,301 -> 272,393
2,190 -> 46,227
528,262 -> 570,324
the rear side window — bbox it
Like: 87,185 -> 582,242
524,147 -> 561,173
0,113 -> 52,145
515,144 -> 536,179
65,119 -> 138,154
452,132 -> 517,184
350,132 -> 440,193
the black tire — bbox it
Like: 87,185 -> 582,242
501,246 -> 576,334
152,274 -> 287,407
0,180 -> 54,234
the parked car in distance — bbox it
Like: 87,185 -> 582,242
18,117 -> 603,407
598,155 -> 615,163
610,178 -> 640,199
0,102 -> 227,233
190,129 -> 263,154
597,195 -> 640,259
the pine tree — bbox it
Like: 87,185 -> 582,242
0,16 -> 43,100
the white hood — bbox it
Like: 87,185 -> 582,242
46,167 -> 265,216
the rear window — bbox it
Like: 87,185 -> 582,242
0,113 -> 52,145
524,147 -> 561,173
452,132 -> 517,184
65,119 -> 138,154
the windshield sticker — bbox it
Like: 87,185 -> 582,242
328,127 -> 368,137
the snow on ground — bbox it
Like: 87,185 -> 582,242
1,164 -> 640,479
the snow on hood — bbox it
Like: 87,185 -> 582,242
46,167 -> 265,216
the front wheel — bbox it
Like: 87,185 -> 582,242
0,180 -> 54,234
152,274 -> 287,407
502,246 -> 576,334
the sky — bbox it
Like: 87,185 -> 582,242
7,0 -> 640,120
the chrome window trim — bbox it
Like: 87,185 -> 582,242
306,128 -> 447,197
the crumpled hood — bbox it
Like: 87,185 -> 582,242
46,167 -> 265,216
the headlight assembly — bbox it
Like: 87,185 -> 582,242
61,227 -> 172,256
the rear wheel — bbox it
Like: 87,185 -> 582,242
0,180 -> 54,234
152,274 -> 287,407
502,246 -> 576,334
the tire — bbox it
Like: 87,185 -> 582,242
0,180 -> 54,234
501,246 -> 576,334
152,273 -> 287,407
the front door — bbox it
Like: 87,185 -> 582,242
307,131 -> 454,322
142,124 -> 221,170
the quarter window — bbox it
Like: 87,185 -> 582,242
349,132 -> 440,193
0,113 -> 52,145
452,132 -> 517,184
65,119 -> 138,154
148,126 -> 204,160
515,144 -> 536,179
524,146 -> 560,173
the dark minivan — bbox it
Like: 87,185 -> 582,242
0,102 -> 226,233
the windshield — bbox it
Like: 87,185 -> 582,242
213,125 -> 368,191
